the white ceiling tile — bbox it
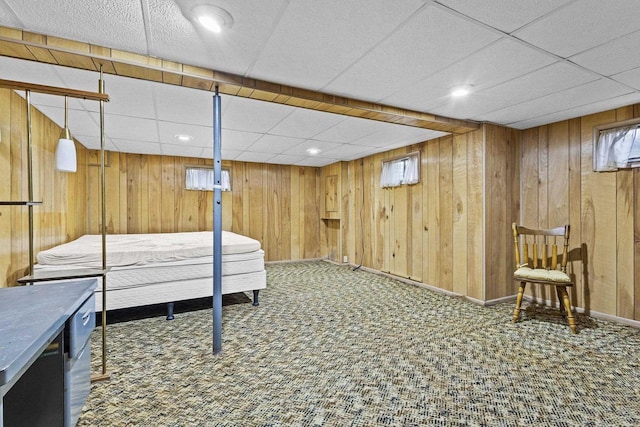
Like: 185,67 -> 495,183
100,75 -> 157,119
282,140 -> 342,157
0,57 -> 64,87
324,5 -> 500,102
268,108 -> 347,139
320,143 -> 379,159
161,143 -> 203,158
221,129 -> 263,151
159,0 -> 289,75
234,152 -> 276,163
433,0 -> 574,33
452,62 -> 599,119
3,0 -> 148,54
35,106 -> 100,137
104,115 -> 159,142
154,83 -> 214,126
2,0 -> 640,165
222,97 -> 293,133
314,117 -> 387,143
480,78 -> 633,124
250,0 -> 425,90
112,139 -> 162,156
266,154 -> 308,165
73,135 -> 118,152
570,30 -> 640,76
384,38 -> 556,111
219,148 -> 242,160
294,156 -> 337,167
612,67 -> 640,90
514,0 -> 640,58
509,92 -> 640,129
248,134 -> 305,154
158,122 -> 212,147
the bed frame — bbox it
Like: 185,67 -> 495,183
35,231 -> 267,319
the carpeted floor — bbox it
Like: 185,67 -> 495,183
78,261 -> 640,426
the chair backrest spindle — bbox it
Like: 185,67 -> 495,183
512,223 -> 570,273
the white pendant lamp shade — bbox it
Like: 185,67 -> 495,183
55,134 -> 76,172
56,96 -> 77,172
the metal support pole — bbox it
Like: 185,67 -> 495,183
25,90 -> 34,279
212,86 -> 223,354
92,66 -> 111,382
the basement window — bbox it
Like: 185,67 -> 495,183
380,152 -> 420,188
185,166 -> 231,191
593,119 -> 640,172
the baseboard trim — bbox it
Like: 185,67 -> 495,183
270,260 -> 640,330
265,258 -> 325,265
354,264 -> 462,297
523,295 -> 640,330
466,294 -> 516,307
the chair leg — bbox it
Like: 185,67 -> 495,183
559,286 -> 577,334
513,282 -> 526,323
555,287 -> 565,312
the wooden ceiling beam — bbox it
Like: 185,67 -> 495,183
0,26 -> 480,134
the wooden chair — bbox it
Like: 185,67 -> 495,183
511,223 -> 576,333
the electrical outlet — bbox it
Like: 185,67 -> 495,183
343,255 -> 348,263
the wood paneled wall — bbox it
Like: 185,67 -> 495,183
521,104 -> 640,321
0,89 -> 88,287
87,151 -> 321,262
339,124 -> 519,301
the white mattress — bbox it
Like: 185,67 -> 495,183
36,231 -> 262,267
34,231 -> 267,311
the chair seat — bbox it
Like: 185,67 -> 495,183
514,266 -> 571,284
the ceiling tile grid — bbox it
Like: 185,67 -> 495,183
1,1 -> 640,165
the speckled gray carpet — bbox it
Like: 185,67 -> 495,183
79,261 -> 640,426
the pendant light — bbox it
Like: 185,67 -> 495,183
55,95 -> 77,172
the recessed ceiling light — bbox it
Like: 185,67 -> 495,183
175,134 -> 193,142
192,5 -> 234,33
306,148 -> 321,155
451,85 -> 473,97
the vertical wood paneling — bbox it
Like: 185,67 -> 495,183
582,111 -> 618,315
568,117 -> 582,307
467,128 -> 484,300
615,107 -> 635,319
426,139 -> 440,286
304,168 -> 320,259
439,138 -> 453,291
0,89 -> 12,285
452,133 -> 468,295
148,155 -> 162,233
118,154 -> 128,234
520,104 -> 640,321
160,156 -> 175,232
290,166 -> 301,261
10,93 -> 26,284
86,152 -> 320,262
635,167 -> 640,321
538,126 -> 550,229
1,90 -> 88,287
485,125 -> 511,300
410,148 -> 423,282
521,129 -> 539,228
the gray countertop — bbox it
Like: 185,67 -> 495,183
0,279 -> 97,387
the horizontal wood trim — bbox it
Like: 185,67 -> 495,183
0,26 -> 479,135
0,78 -> 109,101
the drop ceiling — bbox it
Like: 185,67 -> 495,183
1,0 -> 640,166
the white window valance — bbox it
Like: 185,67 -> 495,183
185,167 -> 231,191
594,123 -> 640,172
380,152 -> 420,188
